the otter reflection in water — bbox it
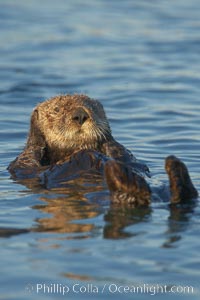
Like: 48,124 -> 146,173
8,94 -> 198,205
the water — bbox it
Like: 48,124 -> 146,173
0,0 -> 200,299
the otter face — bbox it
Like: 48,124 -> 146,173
32,95 -> 111,159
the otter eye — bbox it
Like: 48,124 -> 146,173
54,107 -> 59,113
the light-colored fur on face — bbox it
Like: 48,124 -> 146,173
31,94 -> 111,160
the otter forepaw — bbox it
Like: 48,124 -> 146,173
104,160 -> 151,206
165,155 -> 198,204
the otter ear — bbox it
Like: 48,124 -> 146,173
26,109 -> 46,148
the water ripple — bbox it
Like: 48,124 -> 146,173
1,1 -> 200,299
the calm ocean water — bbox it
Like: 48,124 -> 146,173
0,0 -> 200,299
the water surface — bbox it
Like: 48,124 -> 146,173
1,0 -> 200,299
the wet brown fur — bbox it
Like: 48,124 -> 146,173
165,155 -> 198,203
8,94 -> 198,205
28,94 -> 112,164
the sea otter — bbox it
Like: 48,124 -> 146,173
8,94 -> 198,206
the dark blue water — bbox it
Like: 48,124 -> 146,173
1,0 -> 200,299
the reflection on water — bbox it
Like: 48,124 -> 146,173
0,183 -> 196,248
104,205 -> 152,239
34,193 -> 152,240
34,193 -> 100,235
163,204 -> 197,248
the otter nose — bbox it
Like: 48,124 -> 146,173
72,108 -> 89,125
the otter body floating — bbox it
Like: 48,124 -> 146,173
8,94 -> 198,206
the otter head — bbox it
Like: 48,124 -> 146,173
27,94 -> 112,164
